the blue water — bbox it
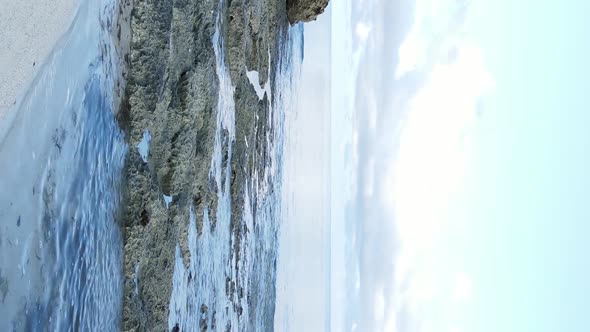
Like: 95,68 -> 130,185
25,76 -> 127,331
0,0 -> 126,330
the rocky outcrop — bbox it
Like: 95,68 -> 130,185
119,0 -> 289,330
118,0 -> 330,329
286,0 -> 330,24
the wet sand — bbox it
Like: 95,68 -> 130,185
0,0 -> 78,117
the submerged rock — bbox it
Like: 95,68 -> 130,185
286,0 -> 330,24
0,270 -> 8,303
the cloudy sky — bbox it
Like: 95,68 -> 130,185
328,0 -> 590,331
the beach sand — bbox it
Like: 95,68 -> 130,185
0,0 -> 77,116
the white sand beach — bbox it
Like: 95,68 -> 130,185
0,0 -> 77,116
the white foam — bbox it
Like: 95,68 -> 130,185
168,3 -> 239,330
134,262 -> 140,295
163,194 -> 172,209
246,70 -> 271,101
137,129 -> 151,162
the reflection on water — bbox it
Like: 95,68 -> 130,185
0,0 -> 126,330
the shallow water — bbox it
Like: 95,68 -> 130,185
0,0 -> 126,330
167,3 -> 304,331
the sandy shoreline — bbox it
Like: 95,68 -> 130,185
0,0 -> 78,117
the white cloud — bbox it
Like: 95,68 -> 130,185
383,2 -> 492,332
453,272 -> 474,302
331,0 -> 493,331
355,22 -> 372,42
387,43 -> 491,332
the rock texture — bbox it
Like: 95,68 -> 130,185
286,0 -> 330,24
118,0 -> 292,330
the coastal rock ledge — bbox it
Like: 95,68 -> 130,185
287,0 -> 330,24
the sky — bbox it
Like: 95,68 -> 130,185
329,0 -> 590,331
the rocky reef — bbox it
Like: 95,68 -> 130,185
286,0 -> 330,24
116,0 -> 328,330
119,0 -> 283,330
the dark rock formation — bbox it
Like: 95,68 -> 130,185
286,0 -> 330,24
118,0 -> 330,330
118,0 -> 289,330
